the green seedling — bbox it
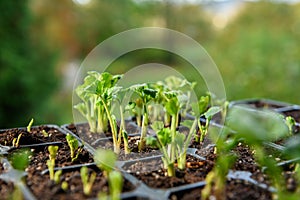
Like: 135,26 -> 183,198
203,106 -> 291,199
12,133 -> 22,147
147,121 -> 174,176
74,71 -> 122,134
61,181 -> 68,191
27,118 -> 34,132
54,170 -> 62,184
66,134 -> 82,162
80,166 -> 96,196
130,83 -> 157,151
146,119 -> 197,176
225,106 -> 289,197
191,95 -> 221,143
74,71 -> 123,154
94,149 -> 123,200
42,130 -> 49,137
160,76 -> 196,118
285,116 -> 296,136
47,145 -> 59,180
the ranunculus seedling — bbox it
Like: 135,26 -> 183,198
27,118 -> 34,133
94,149 -> 123,200
47,145 -> 59,181
80,166 -> 96,196
191,95 -> 221,143
74,71 -> 123,154
74,71 -> 122,134
66,134 -> 82,162
129,83 -> 157,151
225,106 -> 289,196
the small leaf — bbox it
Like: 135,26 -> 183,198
165,97 -> 179,115
151,121 -> 164,132
181,120 -> 194,129
204,106 -> 221,119
157,128 -> 172,146
227,106 -> 289,143
94,149 -> 117,173
175,132 -> 185,149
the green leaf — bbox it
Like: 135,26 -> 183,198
227,106 -> 289,143
157,128 -> 172,146
175,132 -> 185,149
181,120 -> 194,128
151,121 -> 164,132
94,149 -> 117,173
145,136 -> 158,147
10,149 -> 32,171
165,97 -> 179,115
199,96 -> 210,114
204,106 -> 221,119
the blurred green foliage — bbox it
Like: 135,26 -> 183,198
0,0 -> 58,128
1,0 -> 300,127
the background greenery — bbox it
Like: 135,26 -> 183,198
1,0 -> 300,128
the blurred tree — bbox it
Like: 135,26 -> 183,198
208,1 -> 300,103
0,0 -> 58,128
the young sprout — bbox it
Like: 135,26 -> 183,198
42,130 -> 49,137
61,181 -> 68,192
147,121 -> 174,176
225,106 -> 290,197
54,170 -> 62,184
191,95 -> 221,143
80,166 -> 96,196
74,71 -> 122,134
130,84 -> 157,151
12,133 -> 22,147
47,145 -> 59,180
94,149 -> 123,200
66,134 -> 82,162
27,118 -> 34,132
285,116 -> 296,136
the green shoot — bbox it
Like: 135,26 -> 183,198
94,149 -> 123,200
147,121 -> 174,176
74,71 -> 122,135
54,170 -> 62,184
191,95 -> 221,143
108,170 -> 123,200
27,118 -> 34,132
285,116 -> 296,136
12,133 -> 22,147
80,166 -> 96,196
177,119 -> 198,170
61,181 -> 68,191
42,130 -> 49,137
66,134 -> 82,162
47,145 -> 59,180
226,106 -> 290,195
130,83 -> 157,151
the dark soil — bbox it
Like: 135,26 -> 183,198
26,166 -> 135,200
169,179 -> 273,200
123,155 -> 214,189
231,99 -> 288,110
281,109 -> 300,124
0,163 -> 15,199
0,126 -> 67,146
